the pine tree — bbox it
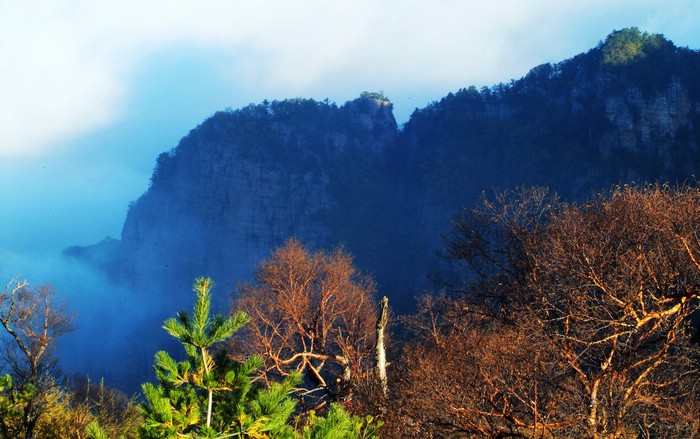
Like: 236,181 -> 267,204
0,374 -> 36,438
300,404 -> 382,439
138,277 -> 297,439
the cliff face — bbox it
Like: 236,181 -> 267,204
399,30 -> 700,232
600,79 -> 699,174
91,97 -> 397,309
70,29 -> 700,313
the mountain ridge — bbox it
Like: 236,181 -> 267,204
68,28 -> 700,313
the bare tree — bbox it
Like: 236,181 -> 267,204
391,185 -> 700,438
521,185 -> 700,438
383,294 -> 573,438
233,239 -> 378,407
0,280 -> 74,439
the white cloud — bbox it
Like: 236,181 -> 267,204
1,0 -> 699,158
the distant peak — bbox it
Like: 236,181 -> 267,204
359,91 -> 391,104
600,27 -> 671,66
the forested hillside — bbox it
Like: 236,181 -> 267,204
397,27 -> 700,262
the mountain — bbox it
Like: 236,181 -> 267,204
394,28 -> 700,280
68,27 -> 700,321
67,95 -> 401,311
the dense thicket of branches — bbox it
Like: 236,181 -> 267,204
383,185 -> 700,438
233,239 -> 378,408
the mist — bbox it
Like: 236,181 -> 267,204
0,52 -> 247,392
0,57 -> 428,393
0,249 -> 144,392
0,221 -> 224,393
0,42 -> 432,374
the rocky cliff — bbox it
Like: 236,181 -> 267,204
68,96 -> 399,312
69,28 -> 700,313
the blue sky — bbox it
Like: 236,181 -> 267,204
2,0 -> 700,278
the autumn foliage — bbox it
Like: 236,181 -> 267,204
233,239 -> 378,408
384,185 -> 700,438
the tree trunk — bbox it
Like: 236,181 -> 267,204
376,296 -> 389,396
588,378 -> 601,439
206,389 -> 213,428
